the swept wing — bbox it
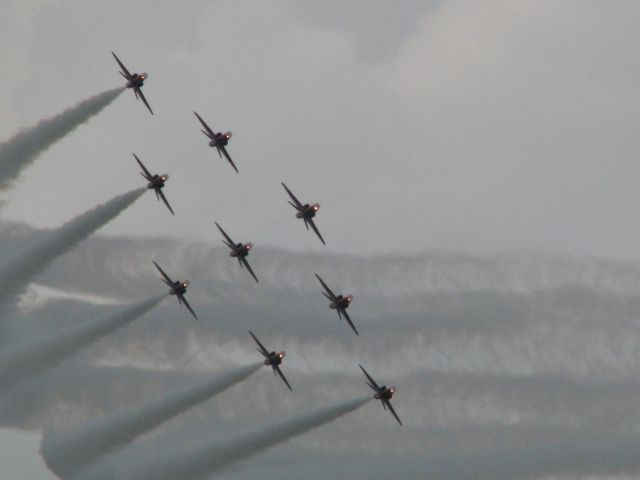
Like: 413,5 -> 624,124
314,273 -> 336,300
281,182 -> 303,209
273,364 -> 292,391
153,261 -> 174,287
240,256 -> 259,283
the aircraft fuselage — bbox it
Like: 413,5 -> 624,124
265,351 -> 285,366
170,280 -> 188,296
209,132 -> 231,148
297,203 -> 320,219
330,295 -> 352,310
146,174 -> 168,190
374,386 -> 395,401
126,73 -> 147,89
230,242 -> 252,258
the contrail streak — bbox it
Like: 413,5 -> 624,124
0,187 -> 146,317
0,294 -> 164,392
81,396 -> 370,480
0,87 -> 125,190
41,363 -> 262,478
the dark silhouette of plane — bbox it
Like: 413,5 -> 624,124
194,111 -> 237,172
134,153 -> 174,215
250,331 -> 291,390
359,364 -> 402,425
153,261 -> 197,319
281,182 -> 325,245
315,273 -> 357,335
112,51 -> 153,115
215,222 -> 258,283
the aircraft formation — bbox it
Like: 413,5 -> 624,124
111,51 -> 403,425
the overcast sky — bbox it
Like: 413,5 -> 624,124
2,0 -> 640,259
2,1 -> 640,479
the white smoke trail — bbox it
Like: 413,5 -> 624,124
80,396 -> 370,480
0,187 -> 146,317
0,87 -> 125,190
41,363 -> 262,478
0,294 -> 164,392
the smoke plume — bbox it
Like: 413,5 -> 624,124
0,294 -> 164,392
0,187 -> 146,317
0,87 -> 125,190
79,396 -> 370,480
41,363 -> 262,478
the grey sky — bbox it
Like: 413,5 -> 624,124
2,0 -> 640,258
2,1 -> 640,479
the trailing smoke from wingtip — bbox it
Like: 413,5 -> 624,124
81,396 -> 370,480
0,87 -> 125,191
0,187 -> 146,318
41,362 -> 263,478
0,294 -> 164,392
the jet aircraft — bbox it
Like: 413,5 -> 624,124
281,182 -> 325,245
215,222 -> 258,283
314,273 -> 357,335
134,153 -> 174,215
111,51 -> 153,115
193,111 -> 237,173
153,261 -> 197,319
359,364 -> 402,425
250,331 -> 291,390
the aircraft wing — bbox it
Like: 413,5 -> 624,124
273,365 -> 292,391
156,189 -> 175,216
241,257 -> 259,283
194,111 -> 215,138
359,364 -> 381,391
385,399 -> 402,426
219,146 -> 238,173
133,153 -> 152,179
111,51 -> 132,78
314,273 -> 336,300
307,217 -> 326,245
179,294 -> 198,320
153,261 -> 174,286
214,222 -> 236,248
281,182 -> 303,209
342,308 -> 359,336
249,331 -> 270,357
136,88 -> 154,115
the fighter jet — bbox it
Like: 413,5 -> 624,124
250,331 -> 291,390
281,182 -> 325,245
359,364 -> 402,426
111,51 -> 153,115
314,273 -> 357,335
134,153 -> 174,215
215,222 -> 258,283
153,261 -> 197,319
193,111 -> 237,173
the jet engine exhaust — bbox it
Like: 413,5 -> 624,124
0,294 -> 164,393
0,187 -> 146,320
78,396 -> 370,480
41,362 -> 262,478
0,87 -> 125,190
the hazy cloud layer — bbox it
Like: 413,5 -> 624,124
1,233 -> 640,479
